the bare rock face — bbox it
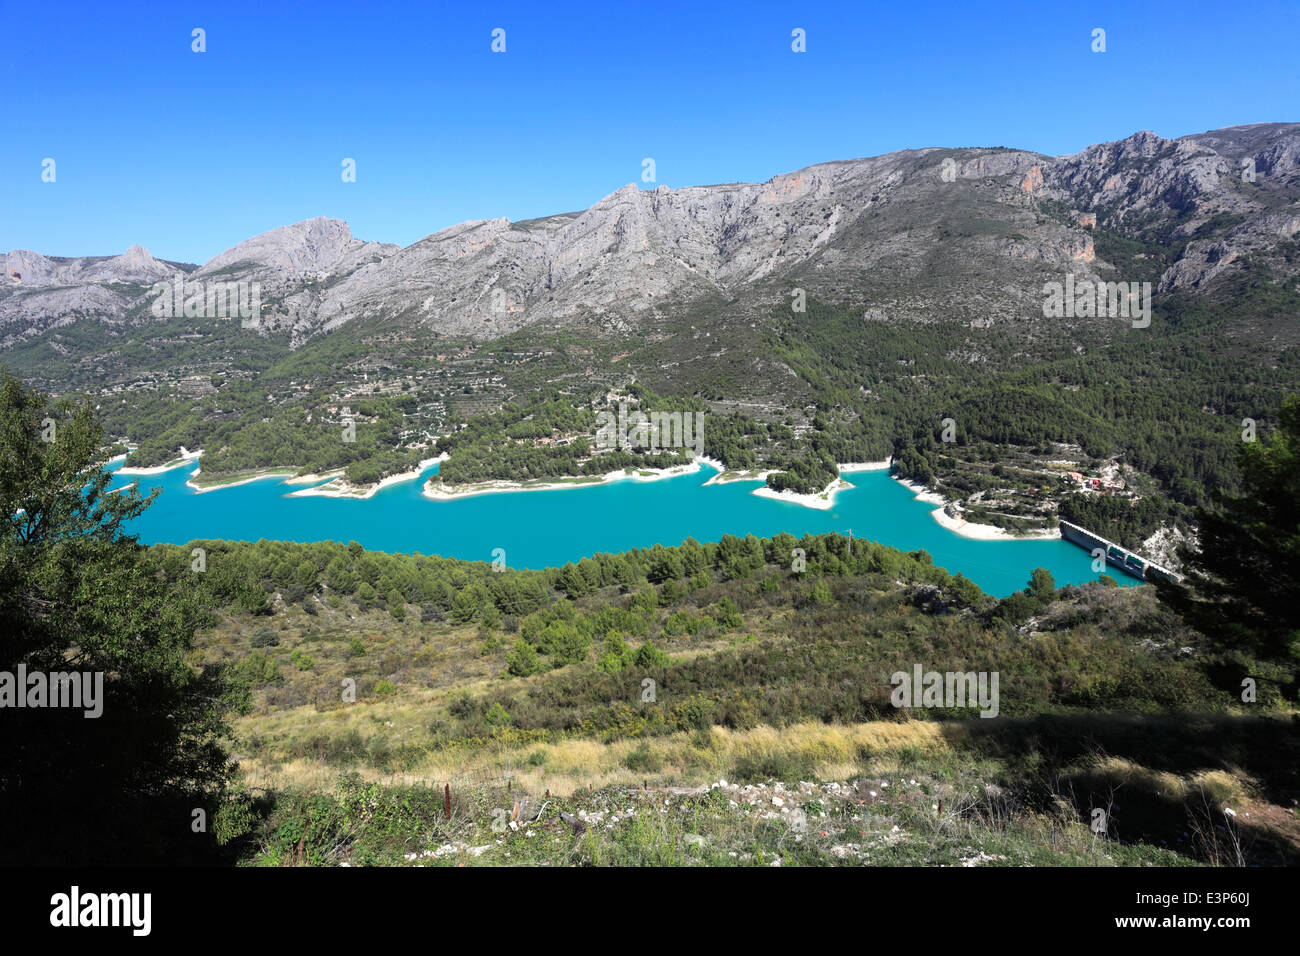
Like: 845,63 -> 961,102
178,217 -> 401,343
302,146 -> 1092,339
1039,123 -> 1300,293
197,217 -> 396,277
199,120 -> 1299,342
0,245 -> 184,344
301,166 -> 858,338
4,244 -> 177,289
1142,525 -> 1197,572
85,246 -> 179,285
1046,130 -> 1232,219
4,250 -> 57,286
3,123 -> 1298,347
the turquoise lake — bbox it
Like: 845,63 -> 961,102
105,461 -> 1135,598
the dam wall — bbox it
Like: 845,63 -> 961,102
1058,519 -> 1182,584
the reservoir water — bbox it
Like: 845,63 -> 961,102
106,461 -> 1135,598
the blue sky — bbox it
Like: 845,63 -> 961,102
2,0 -> 1296,264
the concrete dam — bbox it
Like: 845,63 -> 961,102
1058,520 -> 1182,584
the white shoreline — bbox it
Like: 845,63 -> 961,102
896,477 -> 948,506
163,451 -> 445,499
928,507 -> 1060,542
187,469 -> 301,494
837,459 -> 892,472
283,470 -> 347,485
116,446 -> 201,476
701,458 -> 890,500
289,454 -> 448,500
735,458 -> 890,510
751,477 -> 855,511
422,458 -> 703,501
700,456 -> 777,486
896,477 -> 1059,542
111,444 -> 1060,543
187,465 -> 355,494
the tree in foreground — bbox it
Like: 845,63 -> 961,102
1157,395 -> 1300,697
0,370 -> 238,863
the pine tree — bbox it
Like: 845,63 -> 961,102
0,371 -> 237,862
1158,395 -> 1300,671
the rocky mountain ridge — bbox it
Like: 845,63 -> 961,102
4,122 -> 1297,348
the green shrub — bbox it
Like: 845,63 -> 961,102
387,589 -> 406,621
236,651 -> 282,686
710,597 -> 743,630
506,639 -> 543,677
597,631 -> 635,672
731,748 -> 813,782
634,640 -> 671,669
624,742 -> 662,773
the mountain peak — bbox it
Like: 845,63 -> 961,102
4,122 -> 1298,346
198,218 -> 369,275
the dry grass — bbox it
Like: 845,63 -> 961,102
1084,756 -> 1252,808
236,716 -> 955,796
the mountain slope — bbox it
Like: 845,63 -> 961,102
4,123 -> 1297,351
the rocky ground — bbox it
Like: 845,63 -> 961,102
293,773 -> 1200,868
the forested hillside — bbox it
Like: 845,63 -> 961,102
3,370 -> 1298,867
